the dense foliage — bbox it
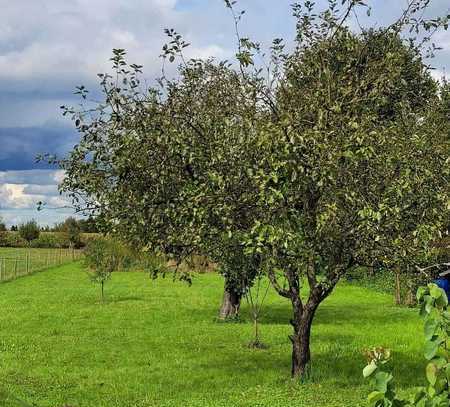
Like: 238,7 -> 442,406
58,217 -> 82,248
50,216 -> 99,234
18,220 -> 40,243
53,0 -> 449,379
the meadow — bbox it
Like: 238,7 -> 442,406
0,247 -> 82,282
0,261 -> 425,407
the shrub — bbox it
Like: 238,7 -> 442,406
0,232 -> 27,248
29,233 -> 66,248
346,267 -> 395,295
18,220 -> 40,243
60,217 -> 83,248
80,233 -> 101,247
0,231 -> 100,249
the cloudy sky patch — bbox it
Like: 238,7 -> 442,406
0,170 -> 71,226
0,0 -> 449,226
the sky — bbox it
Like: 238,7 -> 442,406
0,0 -> 449,227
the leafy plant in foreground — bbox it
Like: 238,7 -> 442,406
364,284 -> 450,406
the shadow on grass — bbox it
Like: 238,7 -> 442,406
313,308 -> 419,331
199,302 -> 423,389
88,295 -> 145,305
308,343 -> 424,388
108,295 -> 144,303
236,301 -> 419,327
190,333 -> 424,390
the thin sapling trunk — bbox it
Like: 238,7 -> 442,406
246,274 -> 270,349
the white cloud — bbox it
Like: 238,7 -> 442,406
0,0 -> 229,83
431,68 -> 449,82
186,44 -> 229,60
0,0 -> 231,129
0,170 -> 70,220
0,183 -> 67,210
53,170 -> 66,184
22,184 -> 60,196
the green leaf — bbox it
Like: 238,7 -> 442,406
363,361 -> 378,378
367,391 -> 385,405
417,286 -> 427,302
424,339 -> 440,360
425,297 -> 434,314
374,371 -> 393,393
426,362 -> 437,385
434,377 -> 447,394
435,292 -> 448,308
430,284 -> 443,300
432,356 -> 447,369
424,318 -> 439,340
445,363 -> 450,380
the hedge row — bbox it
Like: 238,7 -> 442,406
0,231 -> 100,249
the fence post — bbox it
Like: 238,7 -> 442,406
14,258 -> 18,279
26,253 -> 29,274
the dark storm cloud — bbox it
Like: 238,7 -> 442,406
0,125 -> 79,171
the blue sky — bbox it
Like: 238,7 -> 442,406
0,0 -> 449,227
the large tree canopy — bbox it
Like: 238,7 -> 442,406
54,0 -> 449,379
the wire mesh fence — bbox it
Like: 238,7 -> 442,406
0,248 -> 83,282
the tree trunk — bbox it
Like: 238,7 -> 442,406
290,306 -> 316,379
405,277 -> 416,307
254,316 -> 259,344
394,270 -> 401,305
405,287 -> 415,307
287,281 -> 323,380
218,285 -> 241,320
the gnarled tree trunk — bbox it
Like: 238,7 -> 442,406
218,285 -> 241,320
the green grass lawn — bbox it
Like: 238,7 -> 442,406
0,247 -> 81,281
0,262 -> 424,407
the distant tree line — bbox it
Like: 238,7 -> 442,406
0,216 -> 99,248
2,216 -> 99,234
